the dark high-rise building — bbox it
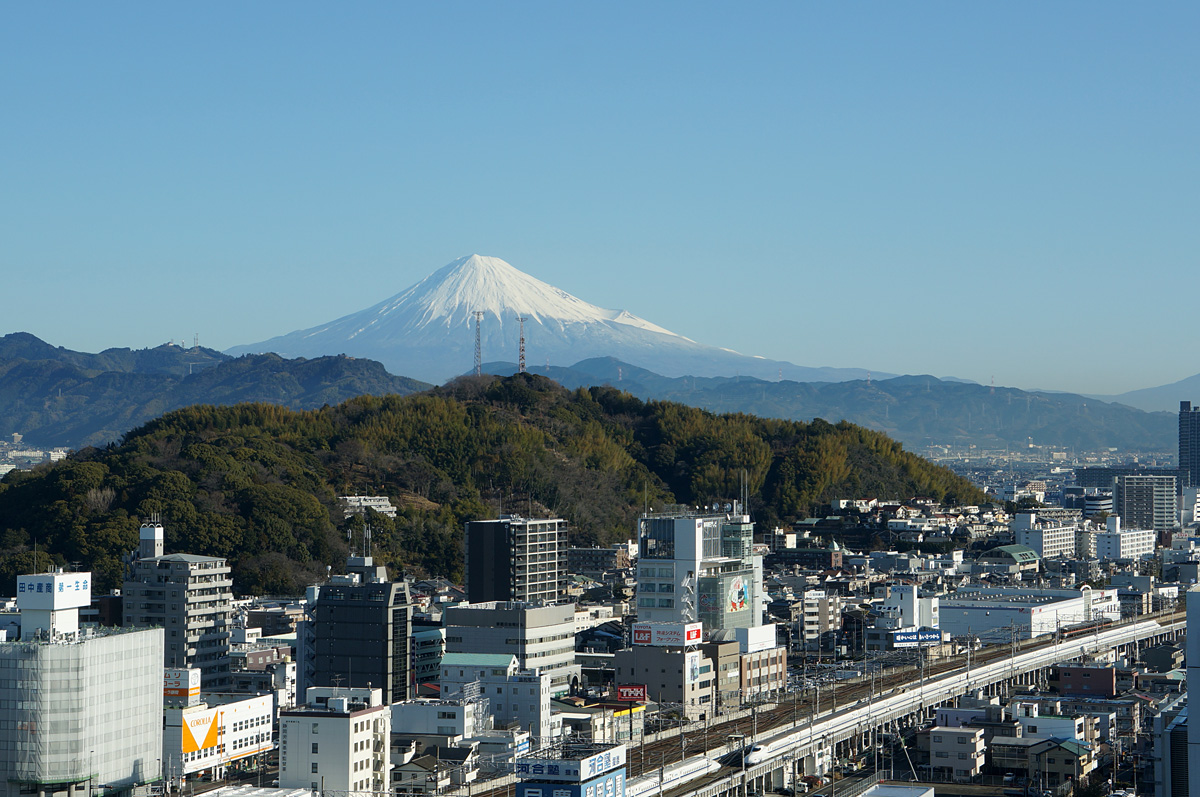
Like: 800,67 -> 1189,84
1180,401 -> 1200,488
311,556 -> 413,703
464,515 -> 566,604
1113,474 -> 1178,533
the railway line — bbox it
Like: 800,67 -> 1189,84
470,609 -> 1184,797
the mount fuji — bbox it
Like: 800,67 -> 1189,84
227,255 -> 885,385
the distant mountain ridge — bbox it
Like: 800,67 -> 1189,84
0,333 -> 429,448
227,254 -> 892,384
481,357 -> 1177,452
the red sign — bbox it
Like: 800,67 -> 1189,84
617,684 -> 648,702
632,627 -> 652,644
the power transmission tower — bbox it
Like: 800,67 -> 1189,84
517,316 -> 528,373
473,311 -> 484,376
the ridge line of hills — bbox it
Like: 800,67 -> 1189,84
0,333 -> 1177,452
0,372 -> 988,596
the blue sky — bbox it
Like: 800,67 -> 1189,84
2,3 -> 1196,395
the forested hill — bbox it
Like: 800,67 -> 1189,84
0,374 -> 987,595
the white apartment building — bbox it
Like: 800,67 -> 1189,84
390,698 -> 489,742
279,687 -> 390,793
877,584 -> 939,630
123,522 -> 233,687
339,494 -> 398,518
439,652 -> 555,746
0,571 -> 163,797
1094,517 -> 1157,561
793,590 -> 841,649
928,726 -> 985,782
1014,513 -> 1076,559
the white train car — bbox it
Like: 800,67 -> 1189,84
625,757 -> 721,797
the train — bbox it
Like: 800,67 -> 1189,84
624,756 -> 722,797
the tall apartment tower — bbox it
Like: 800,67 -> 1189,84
636,503 -> 762,633
1,570 -> 163,797
1113,474 -> 1179,533
310,556 -> 413,703
123,521 -> 233,687
464,515 -> 566,604
1181,401 -> 1200,488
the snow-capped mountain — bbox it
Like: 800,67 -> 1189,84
227,255 -> 883,384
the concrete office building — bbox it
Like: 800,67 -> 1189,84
465,515 -> 567,604
636,503 -> 762,634
123,521 -> 233,687
278,687 -> 390,793
443,602 -> 580,695
0,571 -> 163,797
439,652 -> 555,745
612,645 -> 714,717
310,555 -> 413,703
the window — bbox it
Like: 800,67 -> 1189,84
312,763 -> 319,773
312,743 -> 318,754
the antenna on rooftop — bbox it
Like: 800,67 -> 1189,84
517,316 -> 528,374
473,311 -> 484,376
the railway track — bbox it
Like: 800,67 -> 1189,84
473,609 -> 1184,797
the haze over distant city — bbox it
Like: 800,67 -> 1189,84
3,3 -> 1196,396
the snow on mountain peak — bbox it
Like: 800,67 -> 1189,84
373,254 -> 684,338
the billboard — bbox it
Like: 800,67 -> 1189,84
164,668 -> 202,702
890,628 -> 942,648
182,707 -> 221,754
16,572 -> 91,611
516,745 -> 626,782
616,684 -> 648,702
685,650 -> 701,685
631,622 -> 702,647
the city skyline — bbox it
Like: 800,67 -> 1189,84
3,4 -> 1197,395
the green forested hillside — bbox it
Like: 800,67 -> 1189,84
0,374 -> 987,595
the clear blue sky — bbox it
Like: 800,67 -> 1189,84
3,3 -> 1196,395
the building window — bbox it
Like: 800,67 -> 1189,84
312,763 -> 319,773
312,743 -> 318,754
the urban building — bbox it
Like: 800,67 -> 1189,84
278,687 -> 390,792
123,521 -> 233,687
163,690 -> 274,785
938,587 -> 1120,642
636,503 -> 762,633
465,515 -> 567,604
310,555 -> 413,703
1094,516 -> 1157,561
1013,513 -> 1076,559
567,545 -> 632,577
514,743 -> 626,797
443,601 -> 579,696
1114,474 -> 1178,533
1181,401 -> 1200,488
339,494 -> 398,518
928,726 -> 984,782
0,571 -> 163,797
791,590 -> 842,650
612,644 -> 714,718
439,652 -> 555,745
